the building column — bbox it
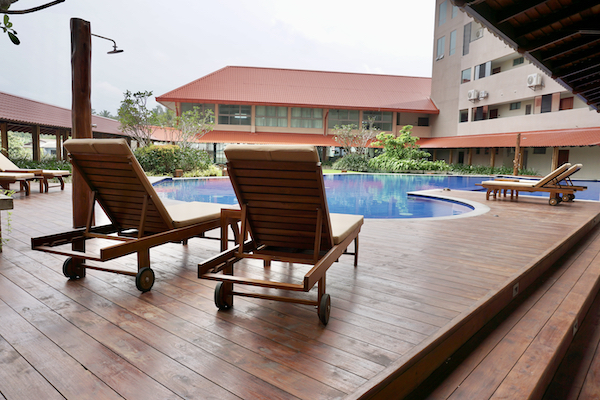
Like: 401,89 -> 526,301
32,125 -> 41,161
432,149 -> 437,161
449,149 -> 454,164
0,122 -> 7,158
55,129 -> 62,160
490,147 -> 496,168
467,148 -> 473,166
551,146 -> 559,171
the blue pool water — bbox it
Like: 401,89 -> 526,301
152,174 -> 600,219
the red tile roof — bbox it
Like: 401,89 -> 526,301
156,66 -> 438,114
0,91 -> 124,136
418,128 -> 600,148
151,126 -> 342,146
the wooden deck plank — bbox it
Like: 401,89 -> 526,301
2,185 -> 600,399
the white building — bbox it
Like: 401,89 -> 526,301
423,0 -> 600,179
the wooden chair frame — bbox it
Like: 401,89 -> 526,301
199,152 -> 362,325
31,140 -> 226,292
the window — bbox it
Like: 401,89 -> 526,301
513,57 -> 524,66
417,117 -> 429,127
459,109 -> 468,122
525,104 -> 532,115
436,36 -> 445,60
473,106 -> 487,121
180,103 -> 215,122
291,107 -> 323,128
560,97 -> 574,110
255,106 -> 287,127
541,94 -> 552,113
363,110 -> 393,131
510,102 -> 521,110
449,30 -> 456,56
438,1 -> 447,26
461,68 -> 471,84
474,61 -> 491,80
492,67 -> 501,75
463,23 -> 471,55
218,104 -> 251,125
533,147 -> 547,154
489,109 -> 499,119
328,109 -> 359,128
451,5 -> 458,18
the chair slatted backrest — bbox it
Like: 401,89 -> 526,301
534,163 -> 571,187
225,145 -> 334,253
63,139 -> 173,234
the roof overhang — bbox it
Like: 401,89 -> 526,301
452,0 -> 600,111
418,127 -> 600,148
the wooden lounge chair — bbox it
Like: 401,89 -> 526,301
31,138 -> 233,292
198,144 -> 364,325
0,171 -> 36,195
477,163 -> 586,206
0,152 -> 71,193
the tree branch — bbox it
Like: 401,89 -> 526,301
1,0 -> 65,14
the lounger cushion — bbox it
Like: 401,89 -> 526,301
0,172 -> 35,179
42,170 -> 71,176
166,202 -> 232,228
225,144 -> 320,162
0,154 -> 20,171
330,213 -> 364,245
480,180 -> 538,188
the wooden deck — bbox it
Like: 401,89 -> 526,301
1,185 -> 599,399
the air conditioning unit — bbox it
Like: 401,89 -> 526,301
467,89 -> 479,101
478,90 -> 488,100
475,29 -> 484,39
527,73 -> 543,87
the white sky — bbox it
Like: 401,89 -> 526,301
1,0 -> 435,115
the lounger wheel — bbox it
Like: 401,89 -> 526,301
562,194 -> 571,202
135,267 -> 155,292
569,194 -> 575,201
62,257 -> 85,279
549,197 -> 559,206
214,282 -> 233,310
318,294 -> 331,325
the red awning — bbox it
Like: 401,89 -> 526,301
418,128 -> 600,149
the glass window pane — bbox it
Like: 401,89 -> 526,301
255,106 -> 265,116
241,105 -> 251,115
278,118 -> 287,127
291,119 -> 300,128
278,107 -> 287,117
256,117 -> 266,126
349,110 -> 359,120
313,108 -> 322,118
313,120 -> 323,129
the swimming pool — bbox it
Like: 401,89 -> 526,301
153,174 -> 487,219
152,174 -> 599,219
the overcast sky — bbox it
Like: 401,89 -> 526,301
1,0 -> 436,116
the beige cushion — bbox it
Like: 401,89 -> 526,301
0,153 -> 19,171
225,144 -> 320,162
42,170 -> 71,176
166,202 -> 236,228
535,163 -> 571,187
330,213 -> 364,245
482,180 -> 537,188
64,138 -> 131,155
0,172 -> 35,179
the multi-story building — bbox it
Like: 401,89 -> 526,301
424,0 -> 600,179
155,66 -> 438,163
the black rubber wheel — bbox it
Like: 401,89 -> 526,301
318,294 -> 331,325
569,194 -> 575,201
214,282 -> 233,310
562,194 -> 570,202
549,197 -> 559,206
135,267 -> 155,292
63,257 -> 85,279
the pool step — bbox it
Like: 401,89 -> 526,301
406,222 -> 600,399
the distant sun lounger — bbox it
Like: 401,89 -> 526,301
477,163 -> 586,206
0,152 -> 70,193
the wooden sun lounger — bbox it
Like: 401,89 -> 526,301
0,171 -> 36,196
0,152 -> 71,193
31,138 -> 233,292
477,163 -> 586,206
198,144 -> 364,325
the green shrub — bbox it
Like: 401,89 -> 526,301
448,164 -> 538,176
183,165 -> 222,177
134,144 -> 211,175
332,153 -> 370,172
368,157 -> 450,172
11,156 -> 71,172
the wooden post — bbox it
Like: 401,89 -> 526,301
432,149 -> 437,161
32,125 -> 41,161
0,122 -> 7,157
490,147 -> 496,168
71,18 -> 93,228
449,149 -> 454,164
467,148 -> 473,166
513,133 -> 521,176
551,146 -> 559,171
55,129 -> 62,161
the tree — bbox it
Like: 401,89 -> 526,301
96,110 -> 115,119
162,106 -> 214,149
1,0 -> 66,45
332,116 -> 380,156
117,90 -> 157,147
